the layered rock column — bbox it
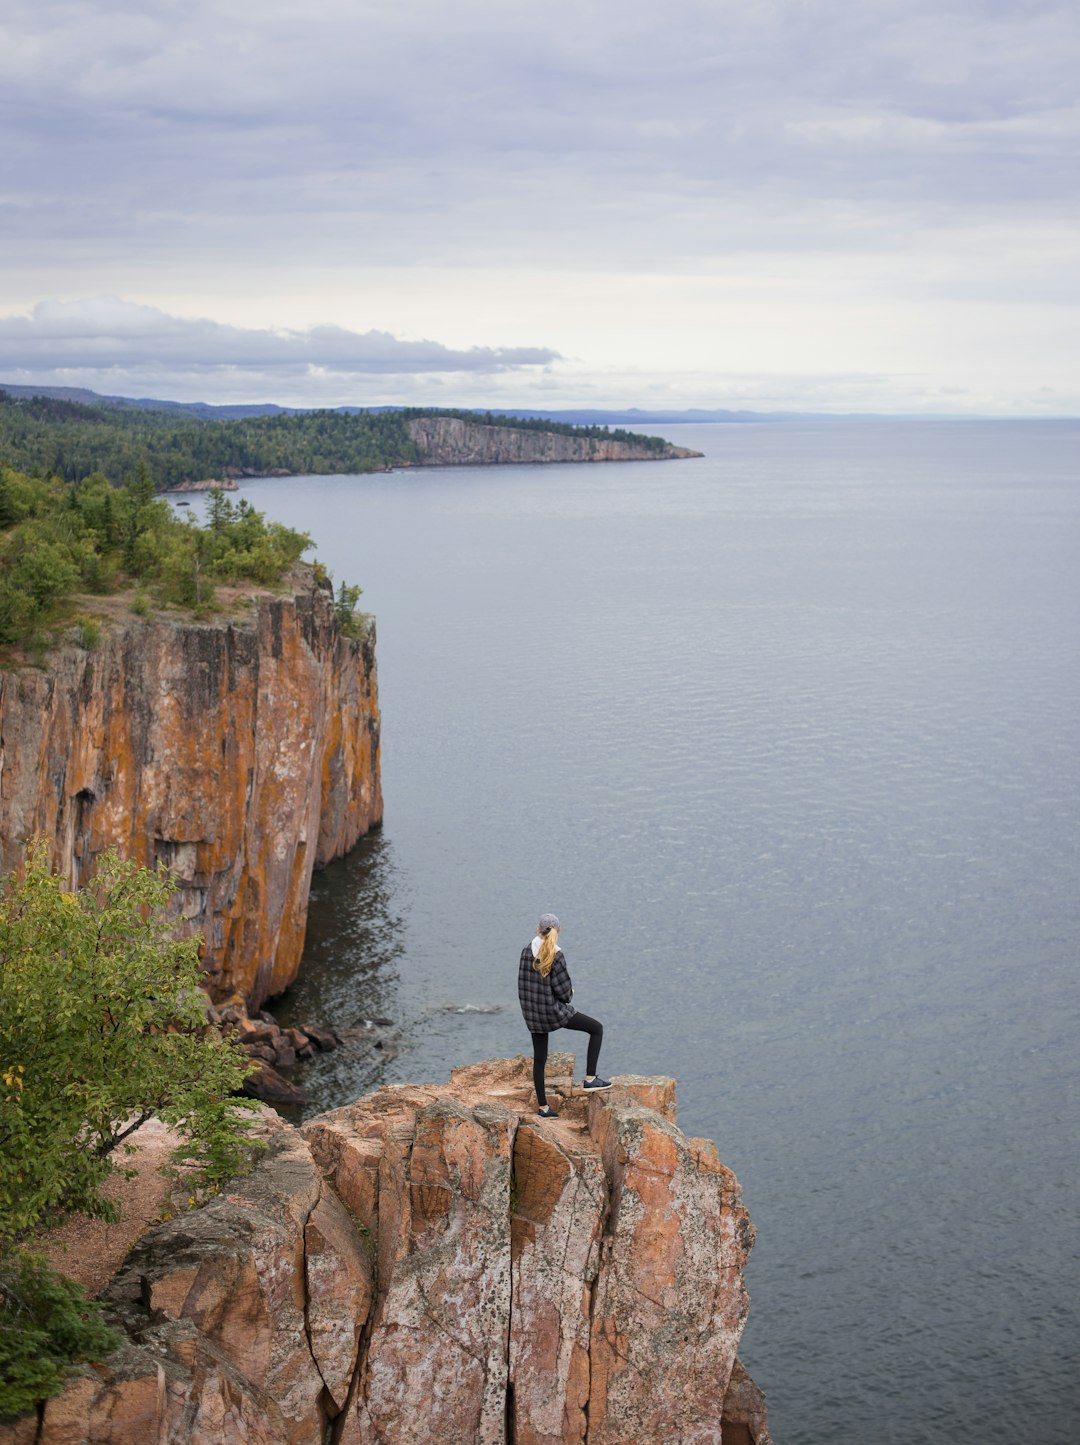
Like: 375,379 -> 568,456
303,1057 -> 766,1445
0,572 -> 382,1009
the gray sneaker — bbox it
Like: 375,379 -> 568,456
582,1076 -> 613,1091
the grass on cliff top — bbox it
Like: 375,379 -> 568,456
0,464 -> 364,660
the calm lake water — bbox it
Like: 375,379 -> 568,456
186,421 -> 1079,1445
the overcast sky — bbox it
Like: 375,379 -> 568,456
2,0 -> 1078,413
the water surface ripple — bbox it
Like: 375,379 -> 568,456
216,421 -> 1078,1445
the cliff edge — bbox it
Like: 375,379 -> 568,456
2,1058 -> 771,1445
406,416 -> 703,466
0,572 -> 382,1010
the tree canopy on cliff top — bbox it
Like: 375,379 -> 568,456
0,464 -> 313,654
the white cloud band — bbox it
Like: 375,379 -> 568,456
0,299 -> 559,378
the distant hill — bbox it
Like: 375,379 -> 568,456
0,383 -> 291,421
0,383 -> 787,425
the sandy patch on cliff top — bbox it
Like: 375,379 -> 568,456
31,1117 -> 182,1297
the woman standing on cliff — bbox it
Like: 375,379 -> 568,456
518,913 -> 611,1118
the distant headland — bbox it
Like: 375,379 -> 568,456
0,386 -> 701,490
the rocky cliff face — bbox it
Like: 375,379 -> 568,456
6,1059 -> 771,1445
0,573 -> 382,1010
406,416 -> 703,466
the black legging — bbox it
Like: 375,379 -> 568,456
531,1012 -> 603,1106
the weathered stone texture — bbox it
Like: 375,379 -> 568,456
309,1056 -> 765,1445
509,1122 -> 606,1445
0,1061 -> 771,1445
406,415 -> 703,466
0,572 -> 382,1008
722,1356 -> 775,1445
586,1107 -> 753,1445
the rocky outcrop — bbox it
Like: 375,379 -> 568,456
0,572 -> 382,1009
406,416 -> 703,466
161,476 -> 239,492
8,1059 -> 771,1444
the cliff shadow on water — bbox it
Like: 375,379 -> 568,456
271,830 -> 411,1114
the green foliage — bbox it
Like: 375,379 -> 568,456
198,493 -> 312,588
0,1247 -> 122,1419
0,845 -> 259,1244
168,1095 -> 265,1195
0,389 -> 420,488
334,581 -> 364,637
0,389 -> 672,489
73,617 -> 101,650
0,470 -> 314,652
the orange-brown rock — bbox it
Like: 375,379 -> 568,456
0,1061 -> 771,1445
305,1055 -> 765,1445
0,570 -> 382,1008
585,1105 -> 753,1444
35,1348 -> 168,1445
509,1120 -> 605,1444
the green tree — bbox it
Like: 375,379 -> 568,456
205,485 -> 234,532
0,1250 -> 121,1418
334,580 -> 363,635
0,845 -> 257,1244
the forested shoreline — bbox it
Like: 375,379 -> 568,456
0,391 -> 670,489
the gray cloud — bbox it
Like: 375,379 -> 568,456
0,1 -> 1076,413
1,0 -> 1077,273
0,298 -> 560,379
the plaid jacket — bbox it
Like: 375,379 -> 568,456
518,944 -> 576,1033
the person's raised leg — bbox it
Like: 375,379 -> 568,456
563,1011 -> 611,1088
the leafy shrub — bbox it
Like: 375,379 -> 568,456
0,845 -> 258,1243
73,618 -> 100,650
0,1248 -> 121,1419
155,533 -> 211,609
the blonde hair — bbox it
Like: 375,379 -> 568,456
534,928 -> 559,978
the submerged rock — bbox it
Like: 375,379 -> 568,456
242,1060 -> 307,1104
